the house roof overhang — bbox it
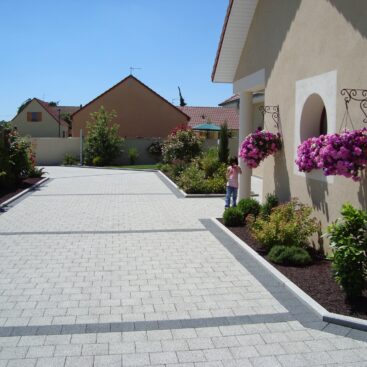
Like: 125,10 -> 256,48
211,0 -> 258,83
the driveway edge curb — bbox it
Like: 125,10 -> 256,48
0,177 -> 49,209
210,217 -> 367,333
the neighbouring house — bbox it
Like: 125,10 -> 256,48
72,75 -> 190,138
218,94 -> 240,109
11,98 -> 79,138
212,0 -> 367,235
178,106 -> 239,138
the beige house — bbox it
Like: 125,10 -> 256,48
72,75 -> 190,138
11,98 -> 77,138
213,0 -> 367,233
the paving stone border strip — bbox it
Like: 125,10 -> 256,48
207,217 -> 367,333
0,228 -> 207,236
0,313 -> 294,338
0,177 -> 49,211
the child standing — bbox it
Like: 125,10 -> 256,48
225,157 -> 242,208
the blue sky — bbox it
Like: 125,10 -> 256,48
0,0 -> 232,120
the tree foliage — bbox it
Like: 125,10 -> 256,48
17,98 -> 32,114
84,106 -> 123,166
218,122 -> 230,163
178,86 -> 187,107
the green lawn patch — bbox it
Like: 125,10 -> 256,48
110,164 -> 159,170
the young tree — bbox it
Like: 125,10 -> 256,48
218,121 -> 230,163
17,98 -> 32,114
84,106 -> 123,166
178,86 -> 187,106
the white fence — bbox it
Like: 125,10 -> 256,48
30,137 -> 245,167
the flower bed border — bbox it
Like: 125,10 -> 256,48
0,177 -> 49,210
211,217 -> 367,333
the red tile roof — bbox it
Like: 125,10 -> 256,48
34,99 -> 72,128
218,94 -> 239,106
178,106 -> 239,130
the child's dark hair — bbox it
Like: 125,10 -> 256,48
229,156 -> 238,165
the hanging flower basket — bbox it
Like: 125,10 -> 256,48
239,129 -> 282,168
295,128 -> 367,181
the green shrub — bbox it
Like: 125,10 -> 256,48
63,154 -> 78,166
128,147 -> 139,165
260,193 -> 279,218
251,199 -> 318,250
177,163 -> 206,193
0,124 -> 33,188
147,141 -> 163,161
268,245 -> 312,266
92,156 -> 103,166
237,198 -> 261,219
158,161 -> 187,180
84,106 -> 123,165
201,148 -> 220,178
223,207 -> 244,227
162,127 -> 203,163
326,203 -> 367,298
28,166 -> 45,178
203,175 -> 226,194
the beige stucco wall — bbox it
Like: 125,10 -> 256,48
12,100 -> 69,138
30,138 -> 80,165
234,0 -> 367,239
72,77 -> 189,138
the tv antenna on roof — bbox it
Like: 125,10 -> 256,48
129,66 -> 142,75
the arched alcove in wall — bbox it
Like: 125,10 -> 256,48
300,93 -> 328,142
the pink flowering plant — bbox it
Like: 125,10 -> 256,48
239,129 -> 282,168
295,128 -> 367,181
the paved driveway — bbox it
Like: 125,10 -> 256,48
0,166 -> 366,366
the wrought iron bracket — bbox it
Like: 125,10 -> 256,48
340,88 -> 367,123
259,105 -> 280,130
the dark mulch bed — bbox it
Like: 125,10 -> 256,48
219,219 -> 367,320
0,177 -> 43,205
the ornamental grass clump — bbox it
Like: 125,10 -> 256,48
239,128 -> 282,168
296,128 -> 367,181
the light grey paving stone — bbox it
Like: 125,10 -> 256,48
196,328 -> 222,338
7,360 -> 37,367
35,357 -> 66,367
250,355 -> 282,367
254,343 -> 286,356
44,335 -> 71,345
122,352 -> 150,366
224,359 -> 252,367
81,343 -> 108,356
64,356 -> 94,367
276,353 -> 309,367
150,351 -> 178,364
280,341 -> 311,354
187,337 -> 214,350
229,346 -> 259,359
203,347 -> 233,361
0,347 -> 28,359
71,334 -> 96,344
94,354 -> 122,367
177,350 -> 206,363
18,336 -> 45,346
304,339 -> 335,352
212,336 -> 239,348
161,339 -> 189,352
26,345 -> 54,358
0,337 -> 20,347
54,344 -> 82,357
109,342 -> 135,354
147,330 -> 172,341
328,349 -> 366,364
135,341 -> 162,353
236,334 -> 265,346
172,329 -> 197,339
